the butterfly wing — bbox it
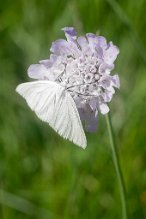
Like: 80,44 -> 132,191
16,81 -> 87,148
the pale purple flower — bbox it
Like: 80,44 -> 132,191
28,27 -> 120,132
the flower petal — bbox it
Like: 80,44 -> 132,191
28,64 -> 49,80
89,98 -> 98,111
98,63 -> 114,75
104,42 -> 119,65
99,103 -> 109,114
78,105 -> 98,132
86,33 -> 98,44
102,90 -> 113,102
112,74 -> 120,88
77,36 -> 89,53
50,39 -> 70,55
62,27 -> 77,41
97,36 -> 107,48
84,110 -> 98,132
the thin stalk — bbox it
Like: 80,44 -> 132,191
106,112 -> 128,219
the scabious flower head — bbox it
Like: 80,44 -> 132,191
28,27 -> 120,132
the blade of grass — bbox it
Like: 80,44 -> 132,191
106,0 -> 146,64
0,189 -> 55,219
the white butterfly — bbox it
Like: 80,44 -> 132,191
16,80 -> 87,148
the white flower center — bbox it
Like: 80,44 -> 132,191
55,54 -> 102,106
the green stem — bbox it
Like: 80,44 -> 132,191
106,112 -> 128,219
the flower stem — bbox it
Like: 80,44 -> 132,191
105,112 -> 128,219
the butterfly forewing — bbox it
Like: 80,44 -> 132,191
16,81 -> 87,148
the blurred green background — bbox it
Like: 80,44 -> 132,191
0,0 -> 146,218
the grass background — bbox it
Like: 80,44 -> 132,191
0,0 -> 146,218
